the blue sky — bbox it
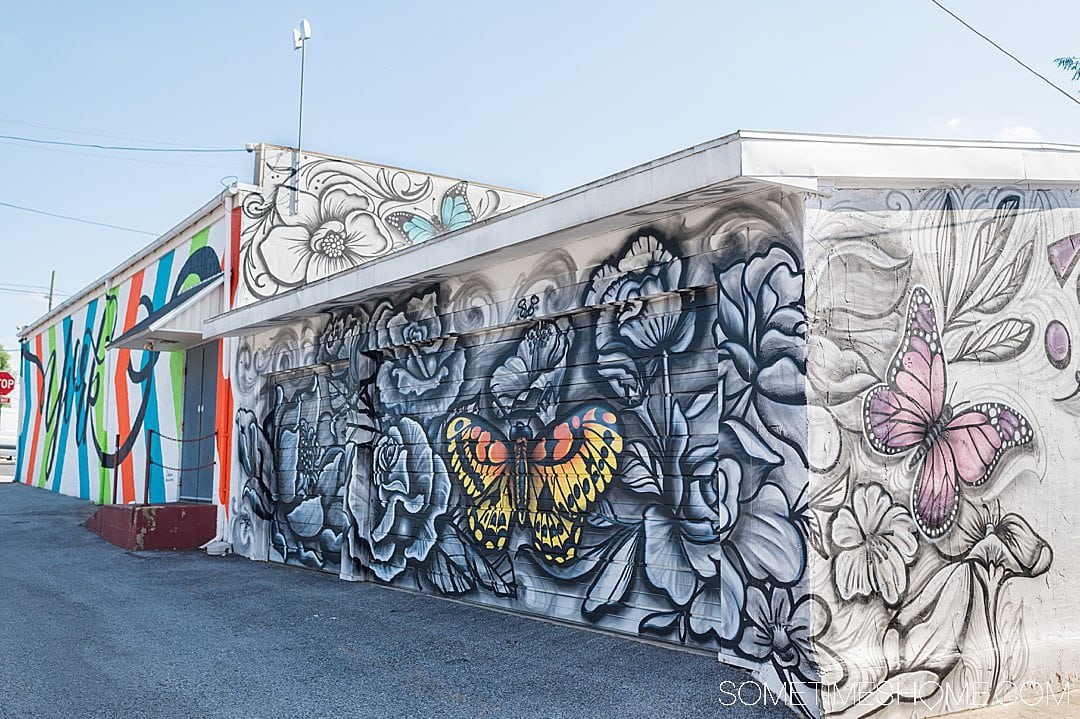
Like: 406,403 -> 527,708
3,0 -> 1080,353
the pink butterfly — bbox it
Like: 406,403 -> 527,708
862,287 -> 1033,538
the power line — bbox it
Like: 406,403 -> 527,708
0,200 -> 158,236
928,0 -> 1080,108
0,287 -> 70,298
0,114 -> 230,148
0,133 -> 247,154
0,280 -> 71,291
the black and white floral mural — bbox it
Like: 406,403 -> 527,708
804,187 -> 1063,717
228,180 -> 1078,717
230,194 -> 816,715
236,148 -> 537,303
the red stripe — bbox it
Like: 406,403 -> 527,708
215,339 -> 233,513
114,270 -> 145,503
24,333 -> 45,485
229,207 -> 242,304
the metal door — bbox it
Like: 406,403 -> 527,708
180,342 -> 218,502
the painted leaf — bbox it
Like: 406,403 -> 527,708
955,196 -> 1020,315
936,193 -> 958,317
891,563 -> 973,677
968,241 -> 1034,315
950,318 -> 1034,363
424,530 -> 476,595
718,418 -> 782,501
465,542 -> 517,598
583,527 -> 640,614
684,389 -> 715,420
620,441 -> 662,495
639,610 -> 684,640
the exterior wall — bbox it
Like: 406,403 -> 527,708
234,147 -> 539,307
805,186 -> 1080,717
227,191 -> 817,712
17,218 -> 229,504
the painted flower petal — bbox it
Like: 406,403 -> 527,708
258,224 -> 313,286
833,546 -> 873,600
286,497 -> 325,539
729,483 -> 804,584
830,506 -> 864,550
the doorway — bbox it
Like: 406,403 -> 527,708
180,342 -> 218,503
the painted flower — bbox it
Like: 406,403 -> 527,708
255,184 -> 393,287
939,502 -> 1053,581
716,244 -> 806,454
370,291 -> 466,416
831,483 -> 918,607
490,318 -> 572,423
269,381 -> 353,569
368,417 -> 451,582
585,232 -> 696,404
737,586 -> 816,682
635,404 -> 804,642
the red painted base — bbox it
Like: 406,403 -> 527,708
84,503 -> 217,551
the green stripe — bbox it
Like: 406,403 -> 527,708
189,226 -> 210,253
170,351 -> 185,436
95,289 -> 119,504
38,325 -> 58,488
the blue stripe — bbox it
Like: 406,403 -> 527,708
50,317 -> 75,493
74,300 -> 98,500
142,251 -> 175,503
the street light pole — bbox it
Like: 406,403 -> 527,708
290,19 -> 312,216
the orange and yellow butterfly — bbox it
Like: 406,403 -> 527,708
445,406 -> 623,564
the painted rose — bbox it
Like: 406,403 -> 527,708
371,291 -> 465,416
368,417 -> 451,582
255,183 -> 393,287
830,483 -> 918,607
716,244 -> 806,453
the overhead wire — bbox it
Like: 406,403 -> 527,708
928,0 -> 1080,108
0,200 -> 158,236
0,133 -> 247,153
0,114 -> 231,148
0,137 -> 251,171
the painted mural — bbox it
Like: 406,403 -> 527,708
229,193 -> 817,714
234,147 -> 538,306
804,187 -> 1074,717
17,221 -> 228,505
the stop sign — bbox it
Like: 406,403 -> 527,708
0,371 -> 14,396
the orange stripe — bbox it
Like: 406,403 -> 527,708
215,339 -> 233,514
24,333 -> 45,485
114,270 -> 145,503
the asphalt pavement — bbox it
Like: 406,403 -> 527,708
0,482 -> 794,719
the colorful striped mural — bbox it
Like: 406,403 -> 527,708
17,219 -> 229,504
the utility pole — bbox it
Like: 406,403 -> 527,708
290,19 -> 312,216
47,270 -> 56,311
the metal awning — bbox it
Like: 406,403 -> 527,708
108,274 -> 224,351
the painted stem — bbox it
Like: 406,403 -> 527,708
985,581 -> 1003,702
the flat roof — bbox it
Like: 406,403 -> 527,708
202,129 -> 1080,338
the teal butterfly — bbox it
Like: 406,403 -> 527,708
385,181 -> 475,244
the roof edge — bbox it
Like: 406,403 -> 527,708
18,191 -> 230,340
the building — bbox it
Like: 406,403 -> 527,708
16,132 -> 1080,717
